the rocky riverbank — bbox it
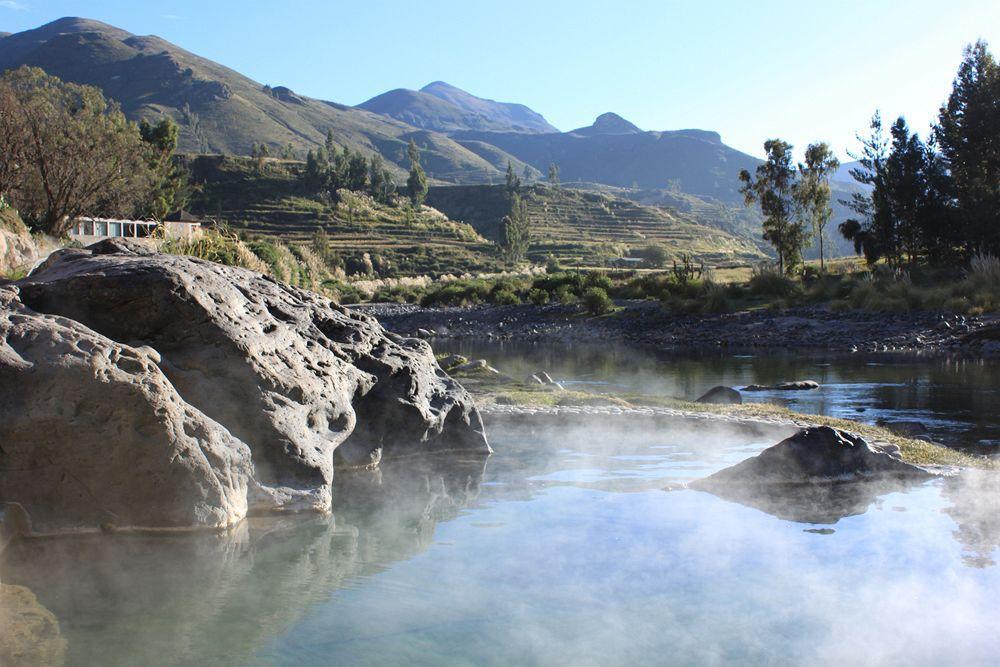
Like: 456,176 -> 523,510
356,301 -> 1000,356
0,239 -> 489,537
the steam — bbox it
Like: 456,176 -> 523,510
2,406 -> 998,665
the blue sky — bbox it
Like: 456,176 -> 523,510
1,0 -> 997,159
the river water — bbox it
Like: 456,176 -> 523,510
2,348 -> 999,665
438,341 -> 1000,453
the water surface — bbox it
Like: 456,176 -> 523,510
4,416 -> 999,666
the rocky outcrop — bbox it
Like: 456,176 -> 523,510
0,583 -> 67,666
743,380 -> 819,391
692,427 -> 929,488
0,286 -> 253,534
0,223 -> 37,277
690,427 -> 932,523
2,240 -> 488,531
695,386 -> 742,405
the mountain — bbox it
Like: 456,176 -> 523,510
452,117 -> 759,203
571,112 -> 642,136
358,81 -> 557,134
0,17 -> 510,181
833,160 -> 864,185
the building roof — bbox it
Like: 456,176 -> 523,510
164,209 -> 201,223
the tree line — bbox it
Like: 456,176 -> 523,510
0,66 -> 188,236
742,41 -> 998,273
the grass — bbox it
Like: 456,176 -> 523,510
471,380 -> 989,469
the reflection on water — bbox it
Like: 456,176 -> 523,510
2,419 -> 1000,665
438,340 -> 1000,452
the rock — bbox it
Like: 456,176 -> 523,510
876,420 -> 929,438
535,371 -> 557,385
416,328 -> 434,338
12,244 -> 489,518
439,353 -> 468,369
0,583 -> 67,666
0,286 -> 253,534
692,426 -> 930,488
743,380 -> 820,391
695,386 -> 743,405
451,359 -> 493,373
0,224 -> 38,277
526,374 -> 544,385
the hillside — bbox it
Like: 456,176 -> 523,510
427,185 -> 766,267
186,156 -> 503,276
359,81 -> 557,134
0,17 -> 507,182
451,118 -> 761,202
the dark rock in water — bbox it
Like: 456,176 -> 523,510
0,286 -> 253,534
743,380 -> 820,391
695,385 -> 742,405
2,244 -> 488,532
689,426 -> 932,523
876,420 -> 929,438
693,426 -> 928,486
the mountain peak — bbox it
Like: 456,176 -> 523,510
574,112 -> 641,136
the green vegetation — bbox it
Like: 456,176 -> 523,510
0,67 -> 174,236
406,139 -> 428,207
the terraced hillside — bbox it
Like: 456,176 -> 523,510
187,156 -> 503,276
427,185 -> 767,267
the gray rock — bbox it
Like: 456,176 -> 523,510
691,426 -> 930,488
15,244 -> 489,514
695,386 -> 743,405
743,380 -> 820,391
0,286 -> 253,534
0,225 -> 38,277
439,354 -> 468,369
535,371 -> 557,385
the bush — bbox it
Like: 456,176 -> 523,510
492,289 -> 521,305
553,284 -> 578,304
584,271 -> 614,291
528,288 -> 550,305
748,264 -> 799,297
582,287 -> 613,315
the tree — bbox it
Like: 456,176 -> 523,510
346,151 -> 368,191
0,66 -> 155,236
794,142 -> 839,272
522,164 -> 533,184
406,139 -> 428,207
840,115 -> 944,266
138,116 -> 190,219
368,154 -> 395,203
739,139 -> 806,275
304,149 -> 324,190
505,160 -> 521,193
548,162 -> 560,187
324,129 -> 337,158
935,40 -> 1000,255
498,192 -> 530,262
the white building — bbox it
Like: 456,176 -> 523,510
68,211 -> 202,245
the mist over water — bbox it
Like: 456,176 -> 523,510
3,408 -> 999,666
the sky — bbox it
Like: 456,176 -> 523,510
1,0 -> 997,160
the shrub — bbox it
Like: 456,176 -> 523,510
584,271 -> 614,291
748,264 -> 799,297
528,288 -> 550,305
554,285 -> 578,304
492,289 -> 521,305
968,253 -> 1000,286
582,287 -> 613,315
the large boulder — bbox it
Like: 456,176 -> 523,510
0,224 -> 38,278
693,426 -> 929,488
689,426 -> 932,523
0,286 -> 252,534
695,385 -> 742,405
15,241 -> 489,513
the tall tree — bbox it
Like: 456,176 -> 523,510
548,162 -> 560,187
138,116 -> 190,219
840,113 -> 894,265
794,142 -> 839,272
368,153 -> 395,203
406,139 -> 428,207
505,160 -> 521,193
935,40 -> 1000,255
739,139 -> 805,275
346,151 -> 369,191
498,192 -> 530,262
0,66 -> 154,236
